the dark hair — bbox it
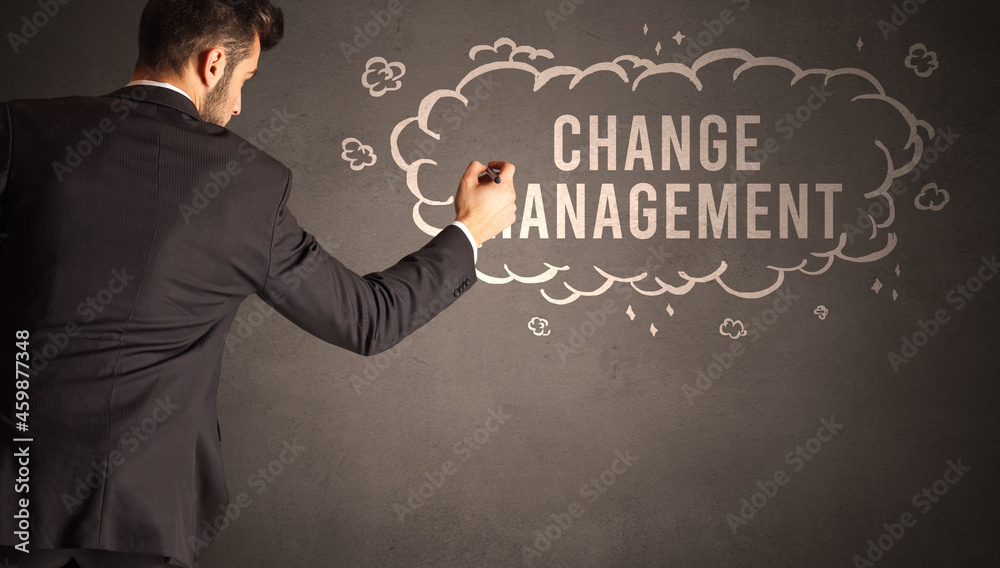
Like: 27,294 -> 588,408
137,0 -> 284,77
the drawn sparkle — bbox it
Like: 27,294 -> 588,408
857,37 -> 864,51
895,263 -> 901,277
650,323 -> 658,337
666,304 -> 674,316
892,289 -> 898,301
872,278 -> 883,294
655,42 -> 662,55
626,305 -> 635,320
643,23 -> 648,35
673,31 -> 685,45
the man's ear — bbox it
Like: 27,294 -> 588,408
198,47 -> 227,89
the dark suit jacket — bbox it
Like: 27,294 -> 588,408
0,85 -> 476,567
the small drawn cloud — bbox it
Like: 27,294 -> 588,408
719,318 -> 747,339
528,316 -> 551,336
363,57 -> 406,97
341,138 -> 377,170
814,305 -> 829,320
905,44 -> 939,78
914,183 -> 949,211
391,40 -> 931,304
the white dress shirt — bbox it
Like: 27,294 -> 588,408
124,80 -> 480,264
126,79 -> 194,103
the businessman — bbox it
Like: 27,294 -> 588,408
0,0 -> 517,566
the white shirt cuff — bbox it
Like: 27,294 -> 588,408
449,221 -> 478,265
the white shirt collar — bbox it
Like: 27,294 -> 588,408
125,79 -> 194,104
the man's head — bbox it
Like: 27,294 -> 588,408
135,0 -> 284,126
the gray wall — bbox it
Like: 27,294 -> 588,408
2,0 -> 998,566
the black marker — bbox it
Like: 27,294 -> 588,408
478,166 -> 501,184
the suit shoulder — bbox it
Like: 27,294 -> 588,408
3,95 -> 111,112
218,131 -> 290,184
209,130 -> 293,211
4,95 -> 141,143
221,130 -> 287,170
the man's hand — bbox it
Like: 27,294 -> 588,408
453,160 -> 517,247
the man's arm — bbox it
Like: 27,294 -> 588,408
256,161 -> 515,356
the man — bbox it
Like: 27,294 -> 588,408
0,0 -> 516,566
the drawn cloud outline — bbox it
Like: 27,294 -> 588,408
389,38 -> 935,304
719,318 -> 748,339
914,182 -> 949,211
528,316 -> 551,336
905,43 -> 939,78
363,56 -> 406,97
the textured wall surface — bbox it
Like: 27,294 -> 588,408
2,0 -> 998,566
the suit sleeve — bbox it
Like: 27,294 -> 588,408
0,103 -> 10,201
449,220 -> 479,264
256,170 -> 478,356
